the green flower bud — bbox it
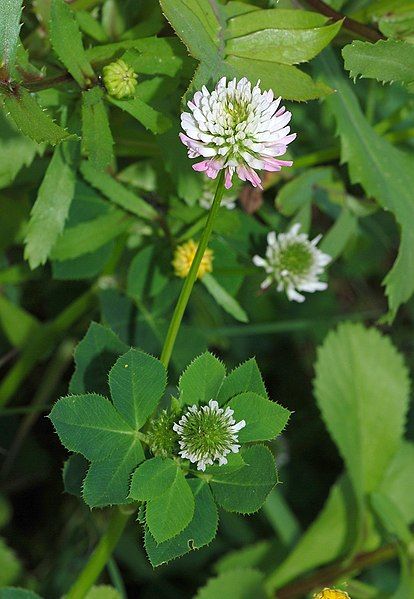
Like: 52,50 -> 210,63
146,410 -> 177,458
102,59 -> 137,99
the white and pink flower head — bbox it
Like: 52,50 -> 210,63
180,76 -> 296,190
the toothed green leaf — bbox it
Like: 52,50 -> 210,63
314,323 -> 409,497
63,454 -> 89,498
217,358 -> 267,405
210,445 -> 278,514
2,88 -> 76,145
228,393 -> 290,443
109,349 -> 167,429
194,568 -> 266,599
0,0 -> 23,73
50,0 -> 95,87
144,479 -> 218,566
179,352 -> 226,406
130,457 -> 177,501
342,39 -> 414,86
146,465 -> 194,542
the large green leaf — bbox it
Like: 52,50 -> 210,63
146,464 -> 194,542
314,323 -> 409,497
144,479 -> 218,566
109,349 -> 166,429
210,445 -> 278,514
226,8 -> 328,37
226,20 -> 342,65
24,142 -> 77,269
316,49 -> 414,320
178,352 -> 226,406
2,88 -> 75,145
81,87 -> 114,171
50,0 -> 95,87
342,39 -> 414,86
0,0 -> 23,73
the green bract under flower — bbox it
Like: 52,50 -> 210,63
103,59 -> 137,99
173,400 -> 246,471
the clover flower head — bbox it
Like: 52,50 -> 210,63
253,223 -> 331,303
103,59 -> 137,99
172,239 -> 213,279
180,77 -> 296,190
173,400 -> 246,471
199,174 -> 238,211
313,589 -> 350,599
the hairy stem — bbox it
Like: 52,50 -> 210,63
160,170 -> 225,367
303,0 -> 385,42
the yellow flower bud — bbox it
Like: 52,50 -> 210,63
172,239 -> 213,280
102,59 -> 137,99
314,589 -> 351,599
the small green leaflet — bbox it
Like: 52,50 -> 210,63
145,464 -> 194,542
229,392 -> 290,443
0,590 -> 42,599
217,358 -> 267,404
2,88 -> 76,145
342,39 -> 414,87
0,0 -> 23,73
107,96 -> 171,135
129,457 -> 177,501
24,142 -> 77,269
144,480 -> 218,566
178,352 -> 226,406
50,0 -> 95,88
210,445 -> 278,514
314,323 -> 409,498
202,273 -> 248,323
81,87 -> 114,171
85,587 -> 122,599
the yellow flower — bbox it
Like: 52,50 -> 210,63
314,589 -> 350,599
102,59 -> 137,99
172,240 -> 213,280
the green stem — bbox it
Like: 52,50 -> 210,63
65,172 -> 226,598
160,171 -> 225,367
66,509 -> 132,599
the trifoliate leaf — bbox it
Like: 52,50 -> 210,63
217,358 -> 268,405
24,142 -> 77,269
130,457 -> 177,501
210,445 -> 278,514
81,87 -> 114,171
314,323 -> 410,497
146,465 -> 194,543
179,352 -> 226,406
70,322 -> 128,396
50,0 -> 95,88
194,568 -> 266,599
144,479 -> 218,566
229,392 -> 290,443
109,349 -> 167,430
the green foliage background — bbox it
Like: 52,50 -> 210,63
1,0 -> 414,598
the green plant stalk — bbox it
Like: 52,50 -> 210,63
160,170 -> 225,367
65,172 -> 226,598
65,508 -> 131,599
